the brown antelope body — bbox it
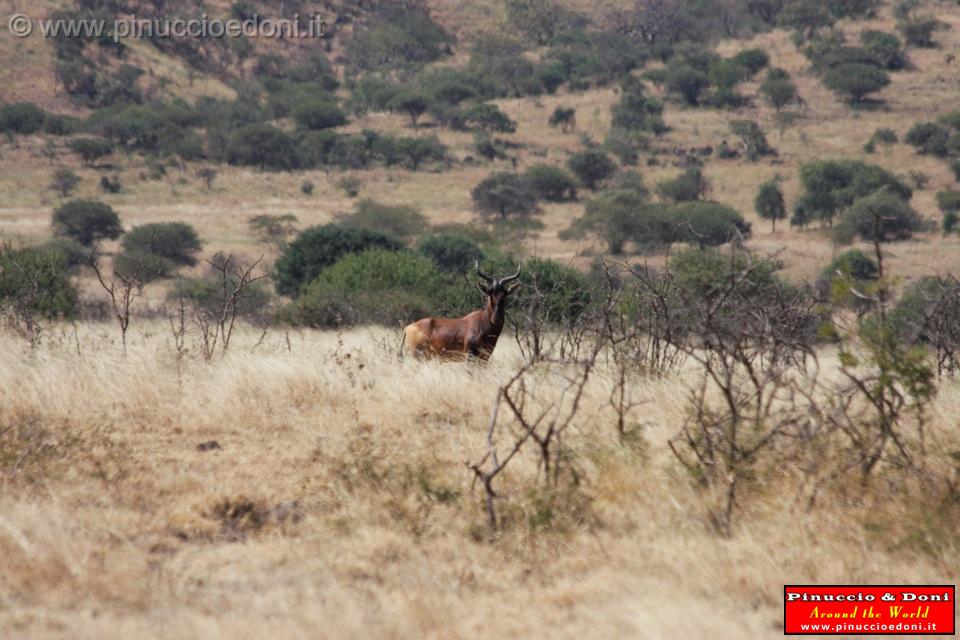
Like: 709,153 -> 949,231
403,264 -> 520,360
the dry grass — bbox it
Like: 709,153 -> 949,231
0,323 -> 957,638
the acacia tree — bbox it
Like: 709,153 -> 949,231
471,171 -> 538,220
755,180 -> 786,231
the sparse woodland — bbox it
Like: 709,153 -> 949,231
2,0 -> 960,636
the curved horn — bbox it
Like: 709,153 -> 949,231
475,260 -> 494,282
500,263 -> 521,283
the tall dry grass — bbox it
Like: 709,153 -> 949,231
0,322 -> 957,638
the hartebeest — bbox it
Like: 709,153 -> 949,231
403,263 -> 521,360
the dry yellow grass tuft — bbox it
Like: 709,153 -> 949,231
0,323 -> 956,638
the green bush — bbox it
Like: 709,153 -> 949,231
936,190 -> 960,215
121,222 -> 202,267
861,30 -> 906,69
339,199 -> 427,241
904,122 -> 952,157
471,171 -> 539,219
0,245 -> 77,319
759,68 -> 798,111
417,233 -> 485,272
795,159 -> 912,226
668,247 -> 784,302
671,201 -> 752,247
731,48 -> 770,75
52,199 -> 123,247
822,63 -> 890,103
289,249 -> 443,327
610,77 -> 666,134
171,274 -> 272,323
562,186 -> 665,253
274,224 -> 404,296
729,120 -> 776,161
292,100 -> 348,130
347,4 -> 453,70
524,164 -> 577,202
463,103 -> 517,133
37,237 -> 90,269
394,135 -> 446,171
897,17 -> 945,48
833,191 -> 924,244
664,64 -> 710,106
822,249 -> 879,282
49,168 -> 80,198
755,180 -> 787,231
657,168 -> 707,203
68,137 -> 114,166
0,102 -> 47,135
390,91 -> 431,128
113,249 -> 177,282
567,150 -> 616,190
226,123 -> 298,170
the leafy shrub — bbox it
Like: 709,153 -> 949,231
936,190 -> 960,215
68,137 -> 114,166
394,135 -> 446,170
390,91 -> 431,127
52,199 -> 123,246
897,17 -> 946,48
463,103 -> 517,133
561,186 -> 664,253
664,63 -> 710,106
339,199 -> 427,241
817,248 -> 879,308
49,168 -> 80,198
0,245 -> 77,319
38,237 -> 90,269
274,224 -> 404,296
610,77 -> 666,134
171,274 -> 272,323
861,30 -> 906,70
657,168 -> 707,203
121,222 -> 202,267
567,150 -> 616,190
348,4 -> 453,70
548,106 -> 576,132
671,201 -> 752,247
292,100 -> 348,130
729,120 -> 776,161
795,159 -> 912,226
289,249 -> 443,327
668,247 -> 784,302
759,68 -> 798,111
833,191 -> 924,244
0,102 -> 46,135
755,180 -> 787,231
904,122 -> 952,157
226,124 -> 298,170
524,164 -> 577,202
472,172 -> 539,219
731,48 -> 770,75
417,233 -> 485,272
113,249 -> 177,282
823,63 -> 890,103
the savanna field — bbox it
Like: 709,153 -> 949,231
2,0 -> 960,637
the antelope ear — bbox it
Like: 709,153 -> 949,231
476,281 -> 489,294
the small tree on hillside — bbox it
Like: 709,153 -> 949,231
755,180 -> 786,231
759,68 -> 798,111
249,213 -> 299,249
52,199 -> 123,246
568,150 -> 616,190
472,171 -> 538,220
524,164 -> 578,202
122,222 -> 202,267
548,106 -> 576,133
68,137 -> 114,167
50,168 -> 80,198
396,136 -> 446,170
390,91 -> 430,128
823,64 -> 890,104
